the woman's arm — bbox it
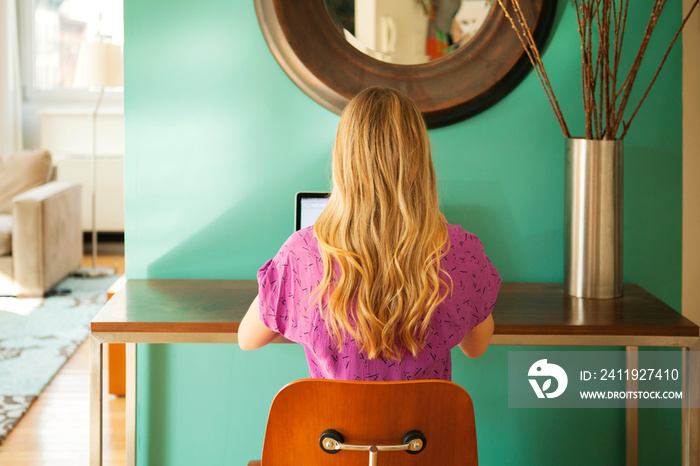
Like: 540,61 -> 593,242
238,295 -> 280,350
458,314 -> 494,358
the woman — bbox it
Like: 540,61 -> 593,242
239,87 -> 499,381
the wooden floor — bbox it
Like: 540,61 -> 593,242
0,246 -> 126,466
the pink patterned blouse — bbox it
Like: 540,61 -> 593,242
257,223 -> 500,381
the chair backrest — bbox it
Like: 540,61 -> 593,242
255,379 -> 478,466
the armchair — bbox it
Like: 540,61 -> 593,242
0,150 -> 83,297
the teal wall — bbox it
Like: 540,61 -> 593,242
124,1 -> 683,464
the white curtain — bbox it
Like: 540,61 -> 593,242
0,0 -> 23,153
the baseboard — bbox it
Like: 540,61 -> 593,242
83,232 -> 124,243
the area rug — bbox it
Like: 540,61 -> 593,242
0,274 -> 121,445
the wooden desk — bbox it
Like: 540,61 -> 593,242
89,280 -> 700,466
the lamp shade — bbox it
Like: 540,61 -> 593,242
73,41 -> 123,88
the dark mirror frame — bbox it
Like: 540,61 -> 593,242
255,0 -> 556,128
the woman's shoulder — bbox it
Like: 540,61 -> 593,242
443,222 -> 493,269
274,226 -> 320,262
445,223 -> 484,249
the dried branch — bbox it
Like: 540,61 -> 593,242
499,0 -> 696,140
496,0 -> 571,137
612,0 -> 666,135
621,0 -> 700,138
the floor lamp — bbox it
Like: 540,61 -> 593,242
72,41 -> 123,277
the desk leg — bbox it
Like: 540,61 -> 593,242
126,343 -> 137,466
626,346 -> 639,466
89,334 -> 103,466
683,341 -> 699,466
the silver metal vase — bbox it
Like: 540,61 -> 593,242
564,138 -> 623,299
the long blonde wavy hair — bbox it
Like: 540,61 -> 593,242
313,87 -> 451,361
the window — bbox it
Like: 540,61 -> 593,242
20,0 -> 123,97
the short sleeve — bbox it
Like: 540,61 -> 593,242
257,235 -> 315,345
257,257 -> 298,342
447,226 -> 501,332
469,238 -> 500,328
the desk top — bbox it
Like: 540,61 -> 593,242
91,280 -> 699,338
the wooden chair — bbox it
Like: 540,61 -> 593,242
248,379 -> 478,465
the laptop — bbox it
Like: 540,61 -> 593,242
295,192 -> 330,231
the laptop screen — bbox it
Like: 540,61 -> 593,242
295,192 -> 330,231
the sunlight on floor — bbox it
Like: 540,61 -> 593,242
0,297 -> 44,316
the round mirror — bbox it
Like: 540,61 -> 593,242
255,0 -> 556,128
323,0 -> 494,66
